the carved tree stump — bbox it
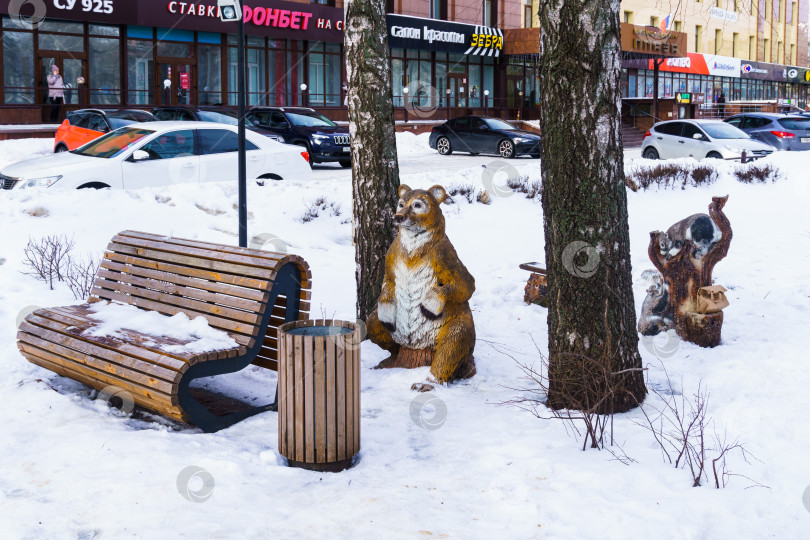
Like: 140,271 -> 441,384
648,196 -> 732,348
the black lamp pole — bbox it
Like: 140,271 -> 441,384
237,14 -> 248,248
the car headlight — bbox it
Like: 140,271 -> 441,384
513,137 -> 534,144
724,146 -> 745,154
311,134 -> 331,145
18,175 -> 62,189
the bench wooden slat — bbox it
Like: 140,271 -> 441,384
99,261 -> 270,304
106,242 -> 277,281
91,285 -> 260,342
23,314 -> 194,372
119,231 -> 289,264
36,307 -> 216,363
21,348 -> 182,419
103,252 -> 271,291
96,268 -> 267,315
20,320 -> 186,386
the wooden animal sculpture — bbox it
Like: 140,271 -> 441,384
645,196 -> 732,347
366,184 -> 477,390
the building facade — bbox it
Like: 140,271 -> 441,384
0,0 -> 807,124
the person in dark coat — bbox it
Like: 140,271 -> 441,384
46,64 -> 65,123
717,92 -> 726,119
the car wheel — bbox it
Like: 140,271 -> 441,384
436,136 -> 452,155
706,151 -> 723,160
55,144 -> 68,153
642,147 -> 659,160
499,140 -> 515,159
339,159 -> 351,168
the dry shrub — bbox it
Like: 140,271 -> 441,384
447,183 -> 478,204
506,175 -> 542,200
300,197 -> 342,223
734,162 -> 782,184
628,163 -> 719,191
22,235 -> 101,299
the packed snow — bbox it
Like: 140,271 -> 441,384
85,302 -> 238,355
1,133 -> 809,538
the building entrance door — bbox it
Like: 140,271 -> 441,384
447,74 -> 467,108
38,54 -> 86,121
158,62 -> 194,106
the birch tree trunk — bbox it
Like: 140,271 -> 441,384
344,0 -> 401,320
537,0 -> 646,413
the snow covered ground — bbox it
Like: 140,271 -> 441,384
1,134 -> 809,538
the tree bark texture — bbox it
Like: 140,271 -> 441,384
345,0 -> 401,320
537,0 -> 646,413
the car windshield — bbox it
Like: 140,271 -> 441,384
285,112 -> 336,128
484,118 -> 517,130
198,110 -> 257,127
700,123 -> 749,139
73,127 -> 154,159
777,117 -> 810,130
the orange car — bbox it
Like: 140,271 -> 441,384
54,109 -> 156,152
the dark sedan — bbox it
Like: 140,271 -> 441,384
429,116 -> 541,158
724,113 -> 810,151
151,105 -> 282,142
247,107 -> 351,168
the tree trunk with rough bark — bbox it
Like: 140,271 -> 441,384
537,0 -> 646,413
344,0 -> 401,320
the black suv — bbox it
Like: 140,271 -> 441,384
246,107 -> 351,167
151,105 -> 282,142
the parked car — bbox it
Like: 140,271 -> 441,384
246,107 -> 351,168
0,122 -> 311,191
641,120 -> 775,161
724,113 -> 810,152
54,109 -> 156,152
428,116 -> 541,158
152,105 -> 282,142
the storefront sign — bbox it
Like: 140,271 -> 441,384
387,14 -> 504,57
620,23 -> 685,58
179,71 -> 190,90
0,0 -> 136,24
652,52 -> 740,77
675,93 -> 692,104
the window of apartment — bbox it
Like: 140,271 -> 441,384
775,0 -> 781,21
764,38 -> 770,62
695,25 -> 702,52
791,1 -> 798,24
673,21 -> 681,32
649,16 -> 659,27
777,41 -> 783,63
483,0 -> 497,27
733,0 -> 738,11
748,36 -> 755,60
431,0 -> 448,20
732,32 -> 738,57
765,0 -> 771,20
623,11 -> 633,24
715,29 -> 722,54
524,4 -> 533,28
789,44 -> 794,64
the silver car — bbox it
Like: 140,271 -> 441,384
641,120 -> 775,161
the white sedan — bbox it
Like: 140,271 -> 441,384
0,121 -> 312,190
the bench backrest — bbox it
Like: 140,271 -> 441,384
91,231 -> 311,370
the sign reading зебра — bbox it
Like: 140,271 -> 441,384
387,14 -> 504,56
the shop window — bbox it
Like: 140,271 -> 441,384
157,42 -> 192,58
127,39 -> 154,105
127,26 -> 153,39
3,30 -> 34,104
198,45 -> 222,106
311,0 -> 336,5
307,42 -> 341,107
39,34 -> 84,52
88,24 -> 119,36
228,45 -> 265,106
157,28 -> 194,43
89,37 -> 121,105
37,20 -> 83,33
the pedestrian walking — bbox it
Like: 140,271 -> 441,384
47,64 -> 65,123
717,92 -> 726,119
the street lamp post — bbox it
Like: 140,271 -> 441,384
218,0 -> 248,247
402,86 -> 409,123
484,89 -> 489,117
446,88 -> 451,121
300,83 -> 308,107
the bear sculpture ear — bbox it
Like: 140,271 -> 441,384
428,185 -> 448,204
398,184 -> 412,198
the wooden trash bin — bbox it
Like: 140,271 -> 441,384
278,319 -> 361,472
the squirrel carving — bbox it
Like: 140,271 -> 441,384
366,184 -> 477,388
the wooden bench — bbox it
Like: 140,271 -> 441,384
17,230 -> 311,432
